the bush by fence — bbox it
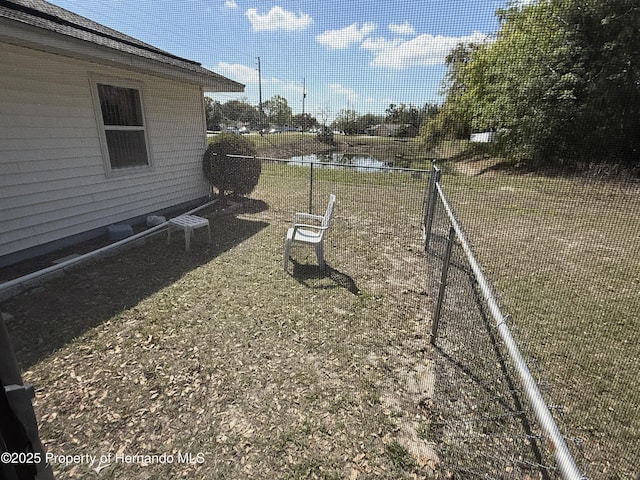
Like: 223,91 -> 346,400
203,133 -> 261,197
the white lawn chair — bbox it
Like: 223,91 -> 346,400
284,194 -> 336,272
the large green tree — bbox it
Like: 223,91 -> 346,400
332,109 -> 359,134
221,99 -> 259,126
458,2 -> 567,163
204,98 -> 260,129
418,45 -> 474,151
291,113 -> 319,131
204,97 -> 223,131
557,0 -> 640,165
433,0 -> 640,169
263,95 -> 292,127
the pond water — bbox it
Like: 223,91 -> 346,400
287,152 -> 391,172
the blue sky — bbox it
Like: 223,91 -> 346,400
49,0 -> 508,121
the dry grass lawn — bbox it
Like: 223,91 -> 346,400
3,166 -> 437,479
2,155 -> 638,479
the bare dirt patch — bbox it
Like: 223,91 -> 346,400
453,156 -> 507,177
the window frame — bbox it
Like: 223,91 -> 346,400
91,76 -> 153,176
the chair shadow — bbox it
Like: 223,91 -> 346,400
289,260 -> 360,295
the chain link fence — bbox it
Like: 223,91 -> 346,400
424,167 -> 587,479
248,157 -> 598,478
249,156 -> 432,281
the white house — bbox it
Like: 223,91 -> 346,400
0,0 -> 243,267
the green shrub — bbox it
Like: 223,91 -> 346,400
316,126 -> 334,145
203,133 -> 260,197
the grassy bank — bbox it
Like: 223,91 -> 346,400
230,132 -> 432,169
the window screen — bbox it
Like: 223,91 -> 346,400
97,83 -> 149,169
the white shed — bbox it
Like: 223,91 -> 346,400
470,131 -> 497,143
0,0 -> 243,267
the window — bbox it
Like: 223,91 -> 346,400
96,83 -> 150,170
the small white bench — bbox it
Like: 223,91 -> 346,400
167,215 -> 211,252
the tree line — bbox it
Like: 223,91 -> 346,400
421,0 -> 639,171
205,95 -> 302,131
332,103 -> 439,136
205,95 -> 438,137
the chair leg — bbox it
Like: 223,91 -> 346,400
284,238 -> 292,271
315,242 -> 325,271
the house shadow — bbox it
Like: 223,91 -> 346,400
2,214 -> 269,370
289,261 -> 360,295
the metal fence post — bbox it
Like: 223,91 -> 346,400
431,226 -> 455,345
309,162 -> 314,213
423,165 -> 441,252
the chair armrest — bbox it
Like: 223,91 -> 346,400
293,223 -> 329,231
293,213 -> 324,224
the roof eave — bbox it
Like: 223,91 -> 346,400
0,17 -> 244,92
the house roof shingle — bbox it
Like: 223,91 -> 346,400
0,0 -> 244,92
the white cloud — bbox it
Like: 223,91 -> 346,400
215,63 -> 303,97
224,0 -> 237,8
330,83 -> 359,104
245,6 -> 312,32
216,62 -> 259,83
316,22 -> 376,49
388,21 -> 415,36
363,31 -> 489,69
361,37 -> 402,52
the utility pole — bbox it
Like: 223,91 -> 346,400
256,57 -> 263,126
301,78 -> 306,133
301,78 -> 306,166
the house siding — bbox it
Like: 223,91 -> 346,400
0,42 -> 210,266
